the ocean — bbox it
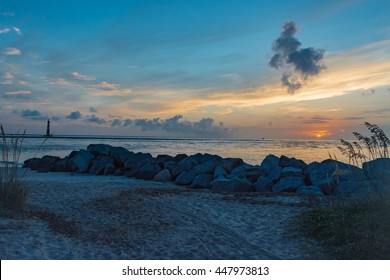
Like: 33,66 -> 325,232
15,135 -> 347,165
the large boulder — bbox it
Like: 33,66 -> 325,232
173,154 -> 188,163
172,158 -> 197,178
68,150 -> 95,173
272,176 -> 304,193
266,166 -> 282,183
214,166 -> 228,180
52,156 -> 72,172
363,158 -> 390,193
260,154 -> 280,176
281,167 -> 302,177
104,161 -> 117,175
193,160 -> 218,175
254,176 -> 273,192
191,174 -> 213,189
279,155 -> 307,169
305,159 -> 367,195
154,169 -> 172,182
23,155 -> 61,172
124,152 -> 152,171
136,162 -> 161,180
218,158 -> 244,173
175,171 -> 196,186
227,164 -> 261,182
89,156 -> 114,175
156,155 -> 174,166
210,178 -> 253,192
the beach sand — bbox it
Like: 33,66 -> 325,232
0,169 -> 328,259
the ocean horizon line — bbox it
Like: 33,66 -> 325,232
3,133 -> 341,142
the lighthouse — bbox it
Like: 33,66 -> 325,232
45,119 -> 51,137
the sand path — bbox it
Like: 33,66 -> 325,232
0,170 -> 328,259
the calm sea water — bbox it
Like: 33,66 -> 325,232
16,136 -> 347,165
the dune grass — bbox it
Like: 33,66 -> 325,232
299,192 -> 390,259
0,124 -> 28,214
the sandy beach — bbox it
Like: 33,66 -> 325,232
0,169 -> 328,260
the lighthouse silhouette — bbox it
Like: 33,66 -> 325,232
45,119 -> 52,137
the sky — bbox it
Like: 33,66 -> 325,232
1,0 -> 390,139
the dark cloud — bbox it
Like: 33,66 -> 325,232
51,116 -> 61,122
111,118 -> 122,127
89,107 -> 98,113
302,115 -> 331,124
20,109 -> 48,121
86,114 -> 107,125
66,111 -> 82,120
130,114 -> 228,136
122,119 -> 133,127
269,21 -> 325,92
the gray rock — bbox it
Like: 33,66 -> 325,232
297,186 -> 324,196
363,158 -> 390,191
52,156 -> 71,172
24,155 -> 61,172
266,166 -> 282,183
124,152 -> 152,170
306,159 -> 366,195
87,144 -> 112,156
154,169 -> 172,182
172,158 -> 197,178
272,176 -> 304,193
228,164 -> 261,182
198,153 -> 222,164
260,154 -> 280,176
281,167 -> 302,177
210,178 -> 253,192
279,155 -> 307,169
109,146 -> 133,164
173,154 -> 188,163
89,156 -> 114,175
214,166 -> 228,179
191,174 -> 213,189
68,150 -> 95,173
136,162 -> 161,180
175,171 -> 196,186
156,155 -> 174,165
254,176 -> 273,192
193,160 -> 218,175
104,161 -> 117,175
219,158 -> 244,173
333,180 -> 373,197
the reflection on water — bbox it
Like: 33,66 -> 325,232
18,136 -> 348,165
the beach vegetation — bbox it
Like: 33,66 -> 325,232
0,124 -> 28,214
337,122 -> 389,166
299,192 -> 390,259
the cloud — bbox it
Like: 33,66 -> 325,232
20,110 -> 48,121
269,21 -> 325,92
0,28 -> 11,34
66,111 -> 82,120
130,114 -> 229,136
2,47 -> 21,55
3,72 -> 14,79
71,72 -> 95,81
122,119 -> 133,127
111,119 -> 122,127
12,27 -> 21,35
5,90 -> 31,95
89,81 -> 132,96
2,12 -> 15,17
89,107 -> 98,113
86,114 -> 107,125
302,115 -> 331,124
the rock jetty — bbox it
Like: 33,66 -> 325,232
23,144 -> 390,197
